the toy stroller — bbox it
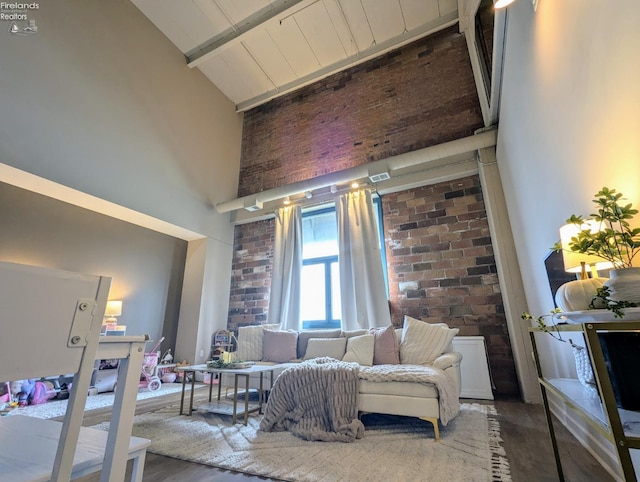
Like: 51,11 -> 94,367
139,337 -> 164,392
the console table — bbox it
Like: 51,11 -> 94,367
530,309 -> 640,481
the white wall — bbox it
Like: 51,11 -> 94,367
0,0 -> 243,362
497,0 -> 640,475
497,0 -> 640,374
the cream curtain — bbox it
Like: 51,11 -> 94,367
267,205 -> 303,331
336,189 -> 391,330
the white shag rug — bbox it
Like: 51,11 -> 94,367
93,402 -> 511,482
9,383 -> 204,419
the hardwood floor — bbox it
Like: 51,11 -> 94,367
74,390 -> 615,481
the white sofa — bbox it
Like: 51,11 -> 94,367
219,317 -> 462,440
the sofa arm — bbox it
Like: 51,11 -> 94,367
431,351 -> 462,371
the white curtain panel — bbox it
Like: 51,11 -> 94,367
267,205 -> 303,331
336,189 -> 391,330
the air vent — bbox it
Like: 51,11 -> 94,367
244,199 -> 263,212
368,172 -> 391,183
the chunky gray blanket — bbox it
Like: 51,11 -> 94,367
259,357 -> 365,442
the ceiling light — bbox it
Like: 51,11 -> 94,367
351,182 -> 359,189
283,196 -> 291,205
495,0 -> 538,10
304,191 -> 313,199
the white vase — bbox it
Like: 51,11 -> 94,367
604,267 -> 640,303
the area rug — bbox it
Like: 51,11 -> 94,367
93,402 -> 511,481
10,383 -> 205,419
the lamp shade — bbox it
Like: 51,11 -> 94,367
559,221 -> 613,274
104,300 -> 122,318
495,0 -> 516,8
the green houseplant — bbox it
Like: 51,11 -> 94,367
556,187 -> 640,269
555,187 -> 640,312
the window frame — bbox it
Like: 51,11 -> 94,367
299,197 -> 387,330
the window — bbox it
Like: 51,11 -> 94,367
300,198 -> 386,329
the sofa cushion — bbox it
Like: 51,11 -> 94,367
236,323 -> 281,361
340,329 -> 368,339
303,337 -> 347,360
263,329 -> 299,363
369,325 -> 400,365
296,329 -> 342,359
342,334 -> 375,366
358,379 -> 439,398
400,316 -> 459,365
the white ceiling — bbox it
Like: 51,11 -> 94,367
131,0 -> 460,112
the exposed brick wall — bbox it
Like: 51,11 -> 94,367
227,177 -> 519,397
383,176 -> 518,397
228,219 -> 274,333
238,25 -> 484,197
227,25 -> 519,398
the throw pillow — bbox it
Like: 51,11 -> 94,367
296,329 -> 342,359
340,329 -> 368,339
342,334 -> 375,366
303,337 -> 348,360
369,325 -> 400,365
236,323 -> 280,361
262,329 -> 299,363
400,315 -> 459,365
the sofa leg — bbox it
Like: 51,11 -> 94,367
419,417 -> 440,441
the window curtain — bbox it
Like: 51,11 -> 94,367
267,205 -> 303,331
336,189 -> 391,330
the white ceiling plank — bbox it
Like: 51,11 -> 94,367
223,45 -> 277,98
323,0 -> 358,57
242,29 -> 298,86
186,0 -> 313,67
361,0 -> 406,45
294,2 -> 347,66
198,56 -> 254,105
338,0 -> 374,52
215,0 -> 273,25
266,18 -> 320,79
192,0 -> 235,33
400,0 -> 440,31
155,0 -> 217,48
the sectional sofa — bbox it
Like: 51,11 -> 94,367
219,316 -> 463,440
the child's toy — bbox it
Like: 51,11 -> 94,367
139,337 -> 164,391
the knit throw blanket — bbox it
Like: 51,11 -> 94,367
259,357 -> 365,442
358,364 -> 460,425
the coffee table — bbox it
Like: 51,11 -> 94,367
175,364 -> 275,425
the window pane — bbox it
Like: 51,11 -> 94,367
301,263 -> 326,321
330,261 -> 341,320
302,209 -> 338,259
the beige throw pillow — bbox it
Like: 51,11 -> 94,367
303,337 -> 348,360
342,334 -> 375,366
400,315 -> 459,365
236,323 -> 280,361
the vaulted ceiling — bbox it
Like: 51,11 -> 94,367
131,0 -> 460,112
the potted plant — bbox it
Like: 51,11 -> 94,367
555,187 -> 640,308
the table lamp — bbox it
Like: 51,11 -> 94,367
102,300 -> 122,334
555,222 -> 611,311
